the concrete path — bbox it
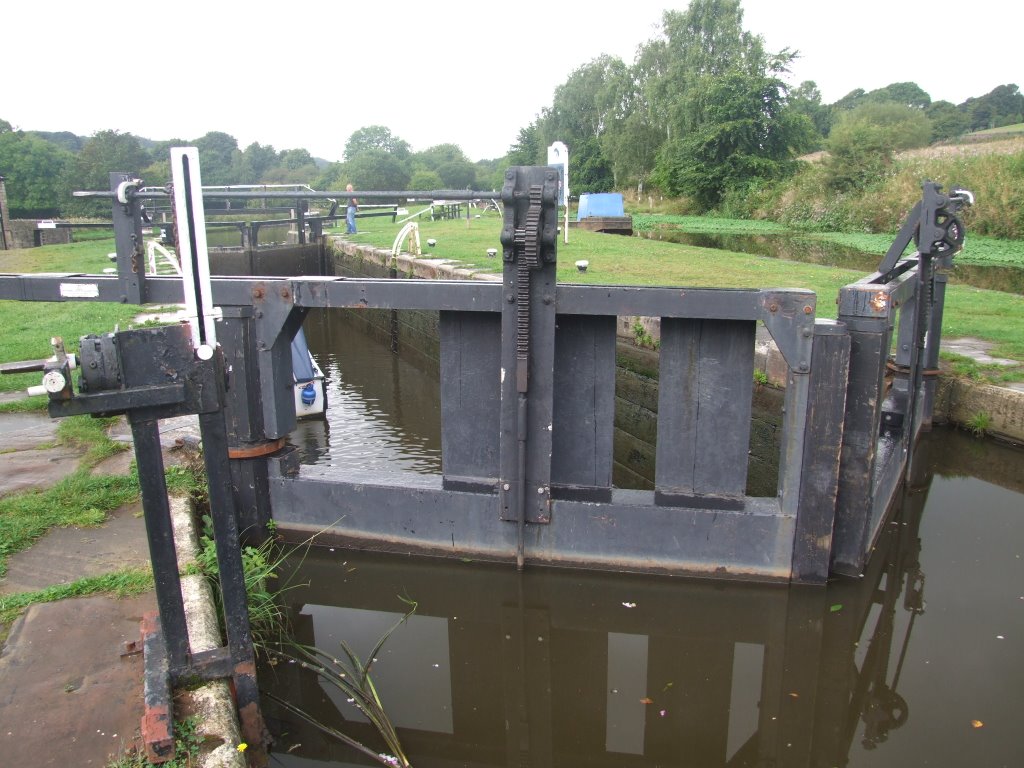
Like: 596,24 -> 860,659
0,411 -> 155,766
0,594 -> 154,767
0,407 -> 243,768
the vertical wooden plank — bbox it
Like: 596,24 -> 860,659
440,311 -> 501,489
656,319 -> 755,507
832,315 -> 890,575
551,314 -> 616,499
791,320 -> 850,583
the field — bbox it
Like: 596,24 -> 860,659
339,211 -> 1024,373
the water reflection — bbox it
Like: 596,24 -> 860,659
294,310 -> 442,472
261,428 -> 1024,767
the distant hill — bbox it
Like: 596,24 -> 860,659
968,123 -> 1024,138
28,131 -> 85,153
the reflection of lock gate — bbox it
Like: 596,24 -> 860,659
0,156 -> 968,759
271,459 -> 931,768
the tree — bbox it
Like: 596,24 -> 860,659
237,142 -> 278,183
927,101 -> 971,142
341,148 -> 410,191
63,130 -> 151,216
0,130 -> 72,216
193,131 -> 240,185
649,1 -> 775,137
280,148 -> 315,171
506,123 -> 542,166
29,130 -> 84,153
825,102 -> 931,192
414,144 -> 469,169
866,82 -> 931,110
641,1 -> 809,207
344,126 -> 411,161
412,144 -> 476,188
961,84 -> 1024,131
789,81 -> 830,141
535,55 -> 629,190
845,102 -> 932,150
409,169 -> 443,191
601,111 -> 663,189
437,160 -> 476,189
653,69 -> 814,207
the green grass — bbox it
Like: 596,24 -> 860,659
0,412 -> 137,575
0,396 -> 48,414
105,714 -> 202,768
632,214 -> 790,234
0,567 -> 152,627
0,470 -> 140,577
806,231 -> 1024,269
56,414 -> 130,468
340,212 -> 1024,373
0,238 -> 145,394
969,123 -> 1024,137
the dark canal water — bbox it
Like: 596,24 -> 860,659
262,310 -> 1024,768
639,229 -> 1024,295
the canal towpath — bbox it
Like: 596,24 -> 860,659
0,407 -> 244,768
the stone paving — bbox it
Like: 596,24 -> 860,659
0,412 -> 193,766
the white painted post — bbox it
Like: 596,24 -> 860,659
547,141 -> 569,245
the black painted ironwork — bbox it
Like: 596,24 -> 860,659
0,172 -> 970,591
33,325 -> 269,753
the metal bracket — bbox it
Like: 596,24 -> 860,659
877,181 -> 973,278
759,289 -> 816,373
498,168 -> 560,566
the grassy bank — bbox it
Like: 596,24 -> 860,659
0,238 -> 140,394
0,568 -> 152,628
752,139 -> 1024,239
335,213 -> 1024,370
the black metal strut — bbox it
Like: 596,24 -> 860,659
499,169 -> 558,569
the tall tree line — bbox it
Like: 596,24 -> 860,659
0,120 -> 501,218
508,0 -> 1023,209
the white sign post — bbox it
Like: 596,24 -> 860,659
547,141 -> 569,244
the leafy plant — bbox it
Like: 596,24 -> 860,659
105,715 -> 202,768
193,514 -> 301,653
632,319 -> 655,349
966,411 -> 992,437
753,369 -> 769,386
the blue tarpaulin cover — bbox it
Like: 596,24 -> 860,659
577,193 -> 625,220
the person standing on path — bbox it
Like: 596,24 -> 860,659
346,184 -> 358,234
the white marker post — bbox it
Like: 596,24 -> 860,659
547,141 -> 569,244
170,148 -> 218,354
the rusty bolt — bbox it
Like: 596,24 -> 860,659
252,287 -> 265,300
280,288 -> 291,299
769,303 -> 778,312
803,305 -> 812,314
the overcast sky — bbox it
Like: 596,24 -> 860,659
2,0 -> 1015,162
